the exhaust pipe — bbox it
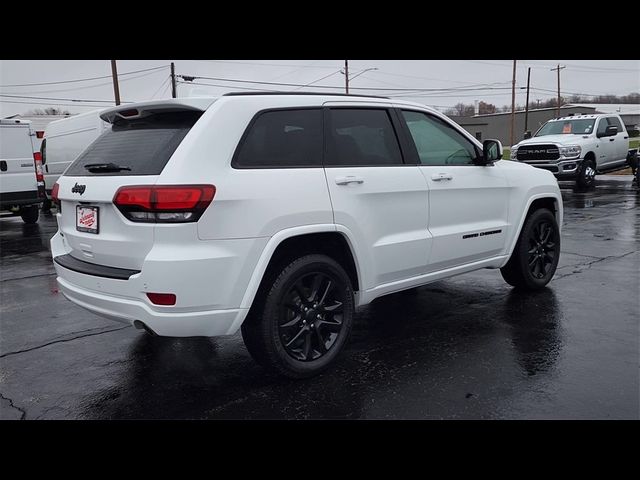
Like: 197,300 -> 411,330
133,320 -> 157,336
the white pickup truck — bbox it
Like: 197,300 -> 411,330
511,113 -> 633,188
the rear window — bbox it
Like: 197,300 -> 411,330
64,111 -> 201,176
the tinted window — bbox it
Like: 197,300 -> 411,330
65,111 -> 201,176
608,116 -> 624,133
326,109 -> 403,166
234,109 -> 322,168
597,117 -> 611,136
401,110 -> 477,166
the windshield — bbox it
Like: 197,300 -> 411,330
535,119 -> 595,137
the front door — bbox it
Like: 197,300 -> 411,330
323,107 -> 431,290
398,109 -> 510,272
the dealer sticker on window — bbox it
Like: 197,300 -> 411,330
76,206 -> 99,234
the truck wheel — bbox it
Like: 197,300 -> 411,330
19,205 -> 39,224
576,157 -> 596,189
241,254 -> 355,379
500,208 -> 560,290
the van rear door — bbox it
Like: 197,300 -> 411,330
0,122 -> 38,198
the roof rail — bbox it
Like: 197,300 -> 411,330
222,91 -> 390,99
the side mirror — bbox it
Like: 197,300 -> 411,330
523,131 -> 532,139
480,139 -> 502,165
598,125 -> 618,138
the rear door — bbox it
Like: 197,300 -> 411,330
397,109 -> 509,272
55,110 -> 202,270
608,116 -> 628,161
0,124 -> 38,196
323,107 -> 430,290
595,117 -> 618,168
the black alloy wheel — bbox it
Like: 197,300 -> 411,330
278,272 -> 345,362
527,220 -> 557,280
500,208 -> 560,290
241,254 -> 355,378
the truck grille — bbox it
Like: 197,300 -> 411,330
516,144 -> 560,161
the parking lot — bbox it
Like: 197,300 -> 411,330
0,176 -> 638,420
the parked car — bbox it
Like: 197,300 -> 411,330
50,94 -> 563,378
511,113 -> 632,188
0,118 -> 45,223
41,108 -> 108,205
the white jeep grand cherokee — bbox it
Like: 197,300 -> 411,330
50,93 -> 563,378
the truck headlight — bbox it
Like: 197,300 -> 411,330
510,148 -> 518,160
559,145 -> 581,158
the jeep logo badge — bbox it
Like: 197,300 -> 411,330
71,183 -> 86,195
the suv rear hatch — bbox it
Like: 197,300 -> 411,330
54,99 -> 214,270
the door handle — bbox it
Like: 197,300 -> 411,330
335,176 -> 364,185
609,138 -> 615,142
431,173 -> 453,181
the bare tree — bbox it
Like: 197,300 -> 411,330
25,107 -> 71,115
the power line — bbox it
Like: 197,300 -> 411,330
151,76 -> 171,99
293,70 -> 342,91
178,73 -> 520,93
0,94 -> 130,104
1,69 -> 167,95
176,80 -> 281,92
0,99 -> 111,108
0,65 -> 169,88
197,60 -> 337,69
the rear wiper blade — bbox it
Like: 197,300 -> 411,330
84,162 -> 131,172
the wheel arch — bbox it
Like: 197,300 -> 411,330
232,225 -> 362,332
504,192 -> 562,265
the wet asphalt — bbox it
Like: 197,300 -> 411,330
1,176 -> 638,420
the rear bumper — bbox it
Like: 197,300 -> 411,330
50,231 -> 259,337
56,276 -> 245,336
0,190 -> 41,209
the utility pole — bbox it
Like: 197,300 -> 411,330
551,64 -> 565,117
524,67 -> 531,134
510,60 -> 517,147
344,60 -> 349,95
170,62 -> 177,98
110,60 -> 121,106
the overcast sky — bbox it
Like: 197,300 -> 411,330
1,59 -> 638,117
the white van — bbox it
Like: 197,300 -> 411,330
42,109 -> 108,198
0,118 -> 44,223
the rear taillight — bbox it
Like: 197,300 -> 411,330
33,152 -> 44,182
51,182 -> 60,205
113,185 -> 215,223
33,152 -> 45,198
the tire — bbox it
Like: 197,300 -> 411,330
500,208 -> 560,290
241,254 -> 355,379
576,157 -> 596,189
20,205 -> 39,224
